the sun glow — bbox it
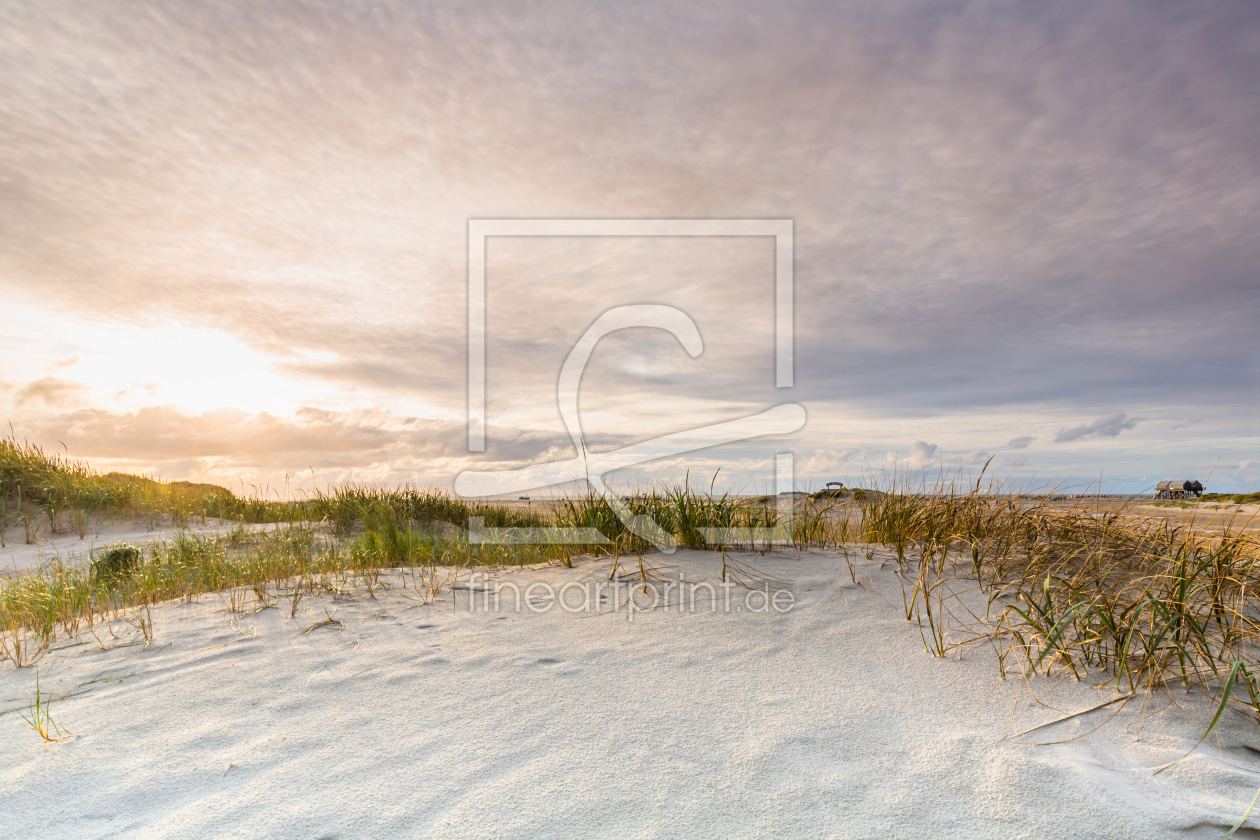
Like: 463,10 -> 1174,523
1,301 -> 328,417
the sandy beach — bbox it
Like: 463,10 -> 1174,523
2,547 -> 1254,839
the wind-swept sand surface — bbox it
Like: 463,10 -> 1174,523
1,549 -> 1256,839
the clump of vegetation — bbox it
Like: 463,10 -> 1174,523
555,484 -> 784,553
0,435 -> 256,535
854,477 -> 1260,742
90,545 -> 142,582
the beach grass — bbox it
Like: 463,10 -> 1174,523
3,437 -> 1259,737
15,668 -> 76,748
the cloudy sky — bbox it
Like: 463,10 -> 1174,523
1,0 -> 1258,496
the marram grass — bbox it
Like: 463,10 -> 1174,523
2,439 -> 1259,739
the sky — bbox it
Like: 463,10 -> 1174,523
1,0 -> 1258,497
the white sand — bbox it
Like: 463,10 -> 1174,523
0,518 -> 289,577
2,548 -> 1257,839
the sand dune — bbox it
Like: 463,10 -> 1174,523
1,548 -> 1255,839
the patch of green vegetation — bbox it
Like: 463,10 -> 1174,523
89,545 -> 141,582
1202,492 -> 1260,505
809,487 -> 884,503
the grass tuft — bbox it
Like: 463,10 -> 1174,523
17,668 -> 77,748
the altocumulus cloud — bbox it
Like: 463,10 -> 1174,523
1054,413 -> 1142,444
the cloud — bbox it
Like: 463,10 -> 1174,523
961,450 -> 992,467
35,406 -> 420,462
1054,413 -> 1142,443
15,378 -> 88,408
1005,436 -> 1035,449
799,448 -> 864,477
910,441 -> 938,463
18,404 -> 584,484
886,441 -> 939,470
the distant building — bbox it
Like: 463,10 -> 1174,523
1155,480 -> 1203,499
